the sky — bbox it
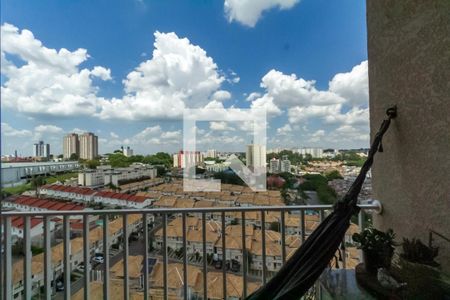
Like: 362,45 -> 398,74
1,0 -> 369,156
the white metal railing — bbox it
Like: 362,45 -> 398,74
1,203 -> 381,300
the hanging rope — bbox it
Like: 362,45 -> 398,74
246,106 -> 397,300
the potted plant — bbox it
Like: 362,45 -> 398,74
397,238 -> 443,299
352,227 -> 396,274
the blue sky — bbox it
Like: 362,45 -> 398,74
1,0 -> 369,156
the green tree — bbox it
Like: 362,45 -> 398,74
30,175 -> 46,197
85,159 -> 100,169
107,153 -> 131,168
325,170 -> 343,181
69,153 -> 79,160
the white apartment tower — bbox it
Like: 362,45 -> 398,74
280,155 -> 291,173
246,144 -> 266,170
63,133 -> 80,159
78,132 -> 98,160
269,158 -> 280,173
123,146 -> 134,157
206,149 -> 217,158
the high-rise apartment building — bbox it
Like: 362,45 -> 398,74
206,149 -> 217,158
79,132 -> 98,160
246,144 -> 266,170
173,151 -> 203,168
122,146 -> 134,157
280,155 -> 291,173
295,147 -> 323,158
33,141 -> 50,158
269,158 -> 280,173
63,133 -> 80,159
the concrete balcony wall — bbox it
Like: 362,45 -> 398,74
367,0 -> 450,271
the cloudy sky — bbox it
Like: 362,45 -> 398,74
1,0 -> 369,156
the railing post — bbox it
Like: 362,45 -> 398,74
280,211 -> 286,264
221,212 -> 227,300
202,212 -> 208,300
300,209 -> 306,243
182,213 -> 188,299
358,210 -> 363,261
63,215 -> 71,300
4,217 -> 12,300
261,211 -> 267,285
24,216 -> 32,299
83,214 -> 90,299
102,214 -> 110,300
241,211 -> 247,298
123,214 -> 129,300
162,213 -> 168,300
143,213 -> 149,300
44,216 -> 52,300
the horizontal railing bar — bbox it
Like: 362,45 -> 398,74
0,204 -> 380,216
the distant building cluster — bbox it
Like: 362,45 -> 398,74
173,150 -> 204,168
206,149 -> 217,158
1,161 -> 80,187
63,132 -> 98,160
293,147 -> 324,158
32,140 -> 50,158
269,155 -> 291,173
78,163 -> 157,187
121,146 -> 134,157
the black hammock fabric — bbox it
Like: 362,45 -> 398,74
246,107 -> 397,300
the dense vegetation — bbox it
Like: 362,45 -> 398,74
300,174 -> 338,204
332,151 -> 366,167
2,172 -> 77,197
105,152 -> 172,168
267,150 -> 312,164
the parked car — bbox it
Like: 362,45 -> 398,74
214,260 -> 222,269
77,262 -> 91,272
56,281 -> 64,291
214,260 -> 232,270
93,256 -> 104,264
230,259 -> 240,272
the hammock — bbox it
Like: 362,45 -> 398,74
246,106 -> 397,300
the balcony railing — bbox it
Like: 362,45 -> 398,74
1,203 -> 380,300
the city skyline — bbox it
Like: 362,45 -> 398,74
1,1 -> 369,156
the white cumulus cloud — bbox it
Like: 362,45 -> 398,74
1,23 -> 111,117
276,124 -> 292,135
98,31 -> 225,120
1,122 -> 32,137
224,0 -> 300,27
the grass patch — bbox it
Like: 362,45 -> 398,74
45,172 -> 78,184
2,183 -> 32,196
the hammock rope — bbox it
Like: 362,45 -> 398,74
246,106 -> 397,300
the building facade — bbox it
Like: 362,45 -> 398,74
63,133 -> 80,159
269,158 -> 280,173
280,155 -> 291,173
122,146 -> 134,157
79,132 -> 98,160
246,144 -> 266,170
173,151 -> 204,168
33,141 -> 50,158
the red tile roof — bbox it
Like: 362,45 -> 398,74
11,216 -> 43,229
9,196 -> 85,211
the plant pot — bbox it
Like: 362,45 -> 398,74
398,258 -> 442,299
363,248 -> 393,274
